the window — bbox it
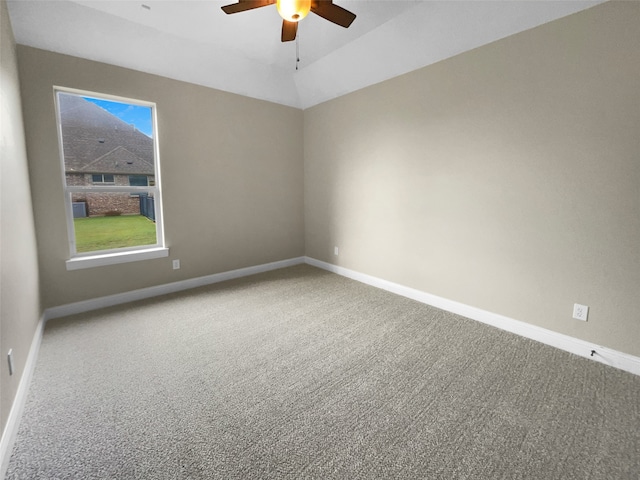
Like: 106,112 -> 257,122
128,175 -> 148,186
92,174 -> 115,184
54,88 -> 167,270
128,175 -> 148,197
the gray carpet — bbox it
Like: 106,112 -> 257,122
6,265 -> 640,479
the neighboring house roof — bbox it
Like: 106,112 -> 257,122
59,93 -> 154,176
80,146 -> 154,175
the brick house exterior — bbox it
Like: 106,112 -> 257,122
58,93 -> 155,217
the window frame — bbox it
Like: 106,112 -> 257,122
54,87 -> 168,270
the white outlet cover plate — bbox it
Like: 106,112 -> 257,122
573,303 -> 589,321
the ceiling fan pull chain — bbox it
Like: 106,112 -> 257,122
296,33 -> 300,71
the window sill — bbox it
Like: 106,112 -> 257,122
66,247 -> 169,271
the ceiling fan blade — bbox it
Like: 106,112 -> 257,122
311,0 -> 356,28
281,20 -> 298,42
221,0 -> 275,15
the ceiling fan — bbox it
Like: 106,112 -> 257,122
221,0 -> 356,42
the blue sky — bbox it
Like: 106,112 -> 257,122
83,97 -> 153,137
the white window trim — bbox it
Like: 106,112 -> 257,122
66,247 -> 169,270
54,86 -> 168,270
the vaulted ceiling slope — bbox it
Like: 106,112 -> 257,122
7,0 -> 604,109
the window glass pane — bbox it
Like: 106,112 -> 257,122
129,175 -> 148,186
71,192 -> 157,253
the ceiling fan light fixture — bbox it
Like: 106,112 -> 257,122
276,0 -> 311,22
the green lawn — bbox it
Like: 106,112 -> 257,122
74,215 -> 156,253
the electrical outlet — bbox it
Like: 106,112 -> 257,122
7,349 -> 14,376
573,303 -> 589,321
172,259 -> 180,270
334,246 -> 339,256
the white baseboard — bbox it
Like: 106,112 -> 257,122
45,257 -> 306,321
0,315 -> 45,479
305,257 -> 640,377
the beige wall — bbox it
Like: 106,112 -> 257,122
17,47 -> 305,309
0,0 -> 41,433
304,2 -> 640,357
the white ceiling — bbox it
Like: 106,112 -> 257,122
7,0 -> 604,109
